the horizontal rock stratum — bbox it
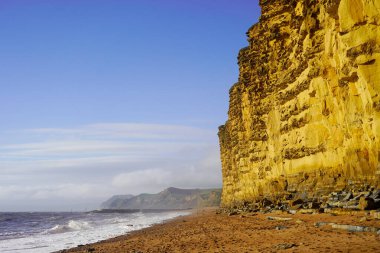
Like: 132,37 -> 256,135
218,0 -> 380,207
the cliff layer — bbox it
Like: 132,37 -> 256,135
219,0 -> 380,207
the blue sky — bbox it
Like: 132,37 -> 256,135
0,0 -> 260,211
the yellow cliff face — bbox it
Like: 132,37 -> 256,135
218,0 -> 380,207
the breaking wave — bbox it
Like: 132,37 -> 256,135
47,220 -> 92,234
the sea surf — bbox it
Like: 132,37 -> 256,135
0,210 -> 189,253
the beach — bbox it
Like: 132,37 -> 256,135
64,208 -> 380,253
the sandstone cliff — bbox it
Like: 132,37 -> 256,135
219,0 -> 380,207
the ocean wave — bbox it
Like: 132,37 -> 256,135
1,211 -> 187,253
0,218 -> 13,222
0,231 -> 26,241
105,217 -> 132,225
46,215 -> 64,221
46,220 -> 92,234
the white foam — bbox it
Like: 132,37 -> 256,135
46,220 -> 92,234
0,211 -> 189,253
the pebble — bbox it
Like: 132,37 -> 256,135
267,216 -> 293,221
275,243 -> 297,250
315,222 -> 380,233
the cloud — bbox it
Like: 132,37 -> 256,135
0,123 -> 217,173
21,123 -> 215,141
112,147 -> 222,194
0,184 -> 110,200
0,183 -> 119,211
112,169 -> 172,193
0,123 -> 222,211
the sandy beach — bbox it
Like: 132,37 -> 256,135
63,209 -> 380,253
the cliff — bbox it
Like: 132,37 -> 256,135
101,187 -> 221,210
219,0 -> 380,207
100,194 -> 134,209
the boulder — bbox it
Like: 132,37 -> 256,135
371,189 -> 380,199
359,197 -> 375,210
342,192 -> 353,201
308,201 -> 321,209
290,199 -> 304,206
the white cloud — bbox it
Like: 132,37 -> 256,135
1,141 -> 207,159
22,123 -> 215,141
111,147 -> 222,194
0,123 -> 222,211
112,169 -> 172,193
0,183 -> 118,211
0,184 -> 110,200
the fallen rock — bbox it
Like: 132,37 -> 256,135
327,201 -> 345,208
353,194 -> 364,201
374,199 -> 380,209
275,243 -> 297,250
299,209 -> 315,214
314,222 -> 335,228
345,199 -> 359,208
291,199 -> 304,206
359,197 -> 375,210
267,216 -> 293,221
371,189 -> 380,199
342,192 -> 353,201
331,224 -> 380,233
289,204 -> 303,210
315,222 -> 380,233
308,201 -> 321,209
371,211 -> 380,220
262,198 -> 273,207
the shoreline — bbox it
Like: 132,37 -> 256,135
61,208 -> 380,253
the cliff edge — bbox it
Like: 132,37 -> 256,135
219,0 -> 380,207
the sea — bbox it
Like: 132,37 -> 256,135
0,210 -> 189,253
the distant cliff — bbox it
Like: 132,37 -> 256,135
100,194 -> 134,209
101,187 -> 221,210
219,0 -> 380,207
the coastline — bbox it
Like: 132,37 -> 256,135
61,208 -> 380,253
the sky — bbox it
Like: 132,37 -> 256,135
0,0 -> 261,211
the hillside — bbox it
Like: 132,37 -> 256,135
101,187 -> 221,210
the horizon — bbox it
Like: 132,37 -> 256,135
0,0 -> 261,212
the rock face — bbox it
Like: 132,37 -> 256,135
100,194 -> 134,209
101,187 -> 221,210
218,0 -> 380,207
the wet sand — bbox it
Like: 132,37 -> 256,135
65,209 -> 380,253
